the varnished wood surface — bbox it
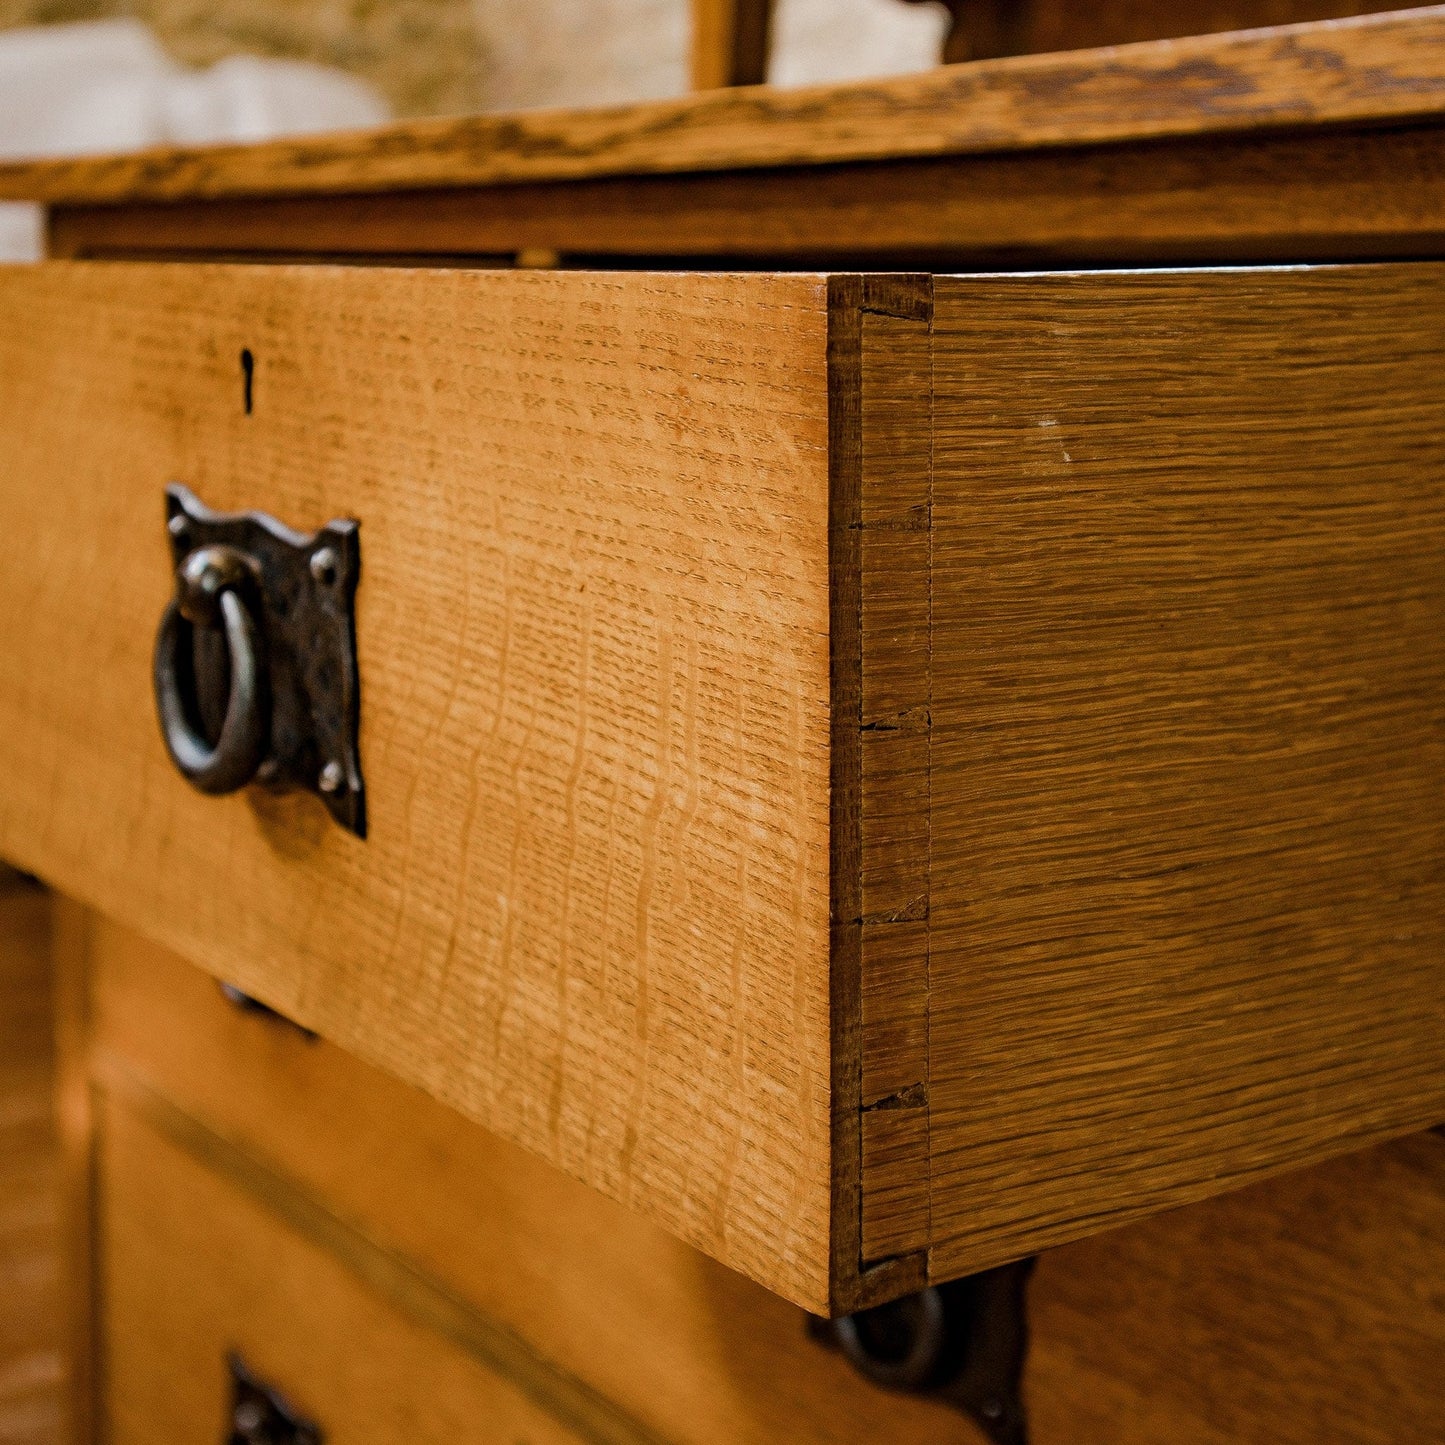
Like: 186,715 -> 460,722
1030,1129 -> 1445,1444
6,259 -> 1445,1312
86,918 -> 971,1445
0,262 -> 838,1312
0,884 -> 61,1445
6,10 -> 1445,204
99,1098 -> 597,1445
924,265 -> 1445,1278
49,897 -> 96,1445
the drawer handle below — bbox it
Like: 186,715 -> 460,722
809,1259 -> 1035,1445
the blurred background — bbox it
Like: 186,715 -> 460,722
0,0 -> 952,258
0,0 -> 952,122
0,0 -> 1408,123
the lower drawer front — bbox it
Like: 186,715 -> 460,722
84,911 -> 969,1445
98,1096 -> 591,1445
0,883 -> 61,1445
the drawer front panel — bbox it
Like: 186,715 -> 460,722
7,259 -> 1444,1315
0,263 -> 836,1309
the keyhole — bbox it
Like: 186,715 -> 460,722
240,349 -> 254,415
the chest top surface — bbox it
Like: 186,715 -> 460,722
1,6 -> 1444,211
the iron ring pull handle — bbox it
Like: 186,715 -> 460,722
153,544 -> 269,795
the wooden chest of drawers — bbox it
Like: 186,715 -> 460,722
1,9 -> 1444,1441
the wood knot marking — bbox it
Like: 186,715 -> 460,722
860,894 -> 928,926
861,706 -> 930,735
862,1082 -> 929,1112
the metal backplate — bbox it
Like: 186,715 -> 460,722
809,1259 -> 1036,1444
165,483 -> 365,836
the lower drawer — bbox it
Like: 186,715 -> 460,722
98,1096 -> 592,1445
73,907 -> 1445,1445
0,882 -> 61,1445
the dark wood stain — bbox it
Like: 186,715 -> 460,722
923,264 -> 1445,1280
46,123 -> 1445,269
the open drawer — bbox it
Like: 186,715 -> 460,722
0,262 -> 1440,1314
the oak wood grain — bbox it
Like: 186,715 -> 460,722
48,896 -> 94,1445
924,265 -> 1445,1279
98,1097 -> 597,1445
0,262 -> 837,1312
8,259 -> 1445,1316
7,9 -> 1445,204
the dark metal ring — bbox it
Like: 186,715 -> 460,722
154,585 -> 268,795
832,1285 -> 949,1390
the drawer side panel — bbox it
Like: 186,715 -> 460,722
925,264 -> 1445,1277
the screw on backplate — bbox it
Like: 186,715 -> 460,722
318,761 -> 344,794
232,1399 -> 265,1436
174,544 -> 251,627
309,547 -> 338,585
